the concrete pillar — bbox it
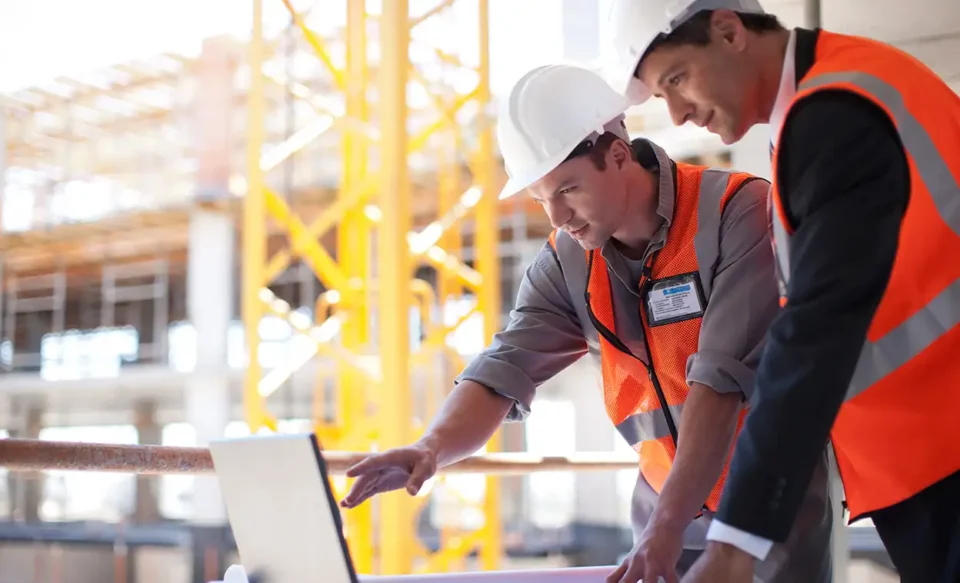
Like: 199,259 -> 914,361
5,428 -> 21,521
195,36 -> 238,204
23,405 -> 43,523
8,404 -> 45,523
186,35 -> 239,525
133,400 -> 162,523
186,212 -> 234,524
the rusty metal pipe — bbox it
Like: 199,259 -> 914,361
0,439 -> 216,475
0,439 -> 637,476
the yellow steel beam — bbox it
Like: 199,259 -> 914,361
259,114 -> 335,173
243,0 -> 502,572
263,178 -> 373,283
434,47 -> 470,71
407,186 -> 480,254
262,67 -> 353,123
262,187 -> 350,292
422,305 -> 478,348
408,86 -> 480,152
437,93 -> 464,304
280,0 -> 347,91
262,84 -> 479,284
360,207 -> 483,290
377,0 -> 415,575
243,0 -> 276,433
409,66 -> 448,111
474,0 -> 502,570
421,245 -> 482,290
336,0 -> 375,573
409,0 -> 457,28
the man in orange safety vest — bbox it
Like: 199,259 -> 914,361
606,1 -> 960,581
339,63 -> 833,582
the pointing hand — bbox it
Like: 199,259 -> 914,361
339,444 -> 438,508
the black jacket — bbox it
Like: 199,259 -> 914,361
715,28 -> 911,541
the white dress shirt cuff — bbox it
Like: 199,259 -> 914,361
706,519 -> 775,561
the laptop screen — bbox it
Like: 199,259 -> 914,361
209,432 -> 359,583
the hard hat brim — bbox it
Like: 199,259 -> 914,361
607,35 -> 658,105
624,76 -> 652,106
498,140 -> 581,200
498,108 -> 632,200
606,0 -> 767,104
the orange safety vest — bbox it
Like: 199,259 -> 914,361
770,30 -> 960,520
548,161 -> 760,512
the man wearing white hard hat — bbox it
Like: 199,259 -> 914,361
339,63 -> 832,582
605,1 -> 960,582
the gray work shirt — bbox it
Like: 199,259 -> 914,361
455,147 -> 780,548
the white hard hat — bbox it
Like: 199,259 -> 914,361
607,0 -> 766,104
496,64 -> 631,200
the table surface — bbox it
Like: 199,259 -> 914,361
208,566 -> 620,583
361,566 -> 618,583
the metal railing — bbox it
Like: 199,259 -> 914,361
0,439 -> 639,476
0,438 -> 889,583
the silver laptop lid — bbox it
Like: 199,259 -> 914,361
209,433 -> 359,583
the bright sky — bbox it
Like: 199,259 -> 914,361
0,0 -> 602,96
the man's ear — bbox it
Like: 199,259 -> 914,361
611,139 -> 631,169
710,10 -> 748,51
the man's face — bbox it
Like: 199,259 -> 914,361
636,13 -> 755,144
527,141 -> 633,250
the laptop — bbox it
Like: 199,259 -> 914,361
209,432 -> 359,583
210,433 -> 615,583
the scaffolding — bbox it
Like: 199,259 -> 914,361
0,0 -> 698,575
242,0 -> 505,575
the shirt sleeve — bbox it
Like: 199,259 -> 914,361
706,518 -> 775,560
455,242 -> 588,421
715,90 -> 910,541
686,178 -> 780,400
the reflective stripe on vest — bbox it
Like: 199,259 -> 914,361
549,162 -> 759,512
602,168 -> 748,445
769,30 -> 960,518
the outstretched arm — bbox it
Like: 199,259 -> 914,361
342,242 -> 588,506
421,241 -> 589,463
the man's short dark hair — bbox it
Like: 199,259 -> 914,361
641,10 -> 785,64
564,129 -> 641,172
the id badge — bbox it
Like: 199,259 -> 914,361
644,272 -> 706,326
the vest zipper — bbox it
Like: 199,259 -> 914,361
583,251 -> 680,450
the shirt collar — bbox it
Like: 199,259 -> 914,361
600,138 -> 674,262
648,139 -> 676,228
769,29 -> 798,148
